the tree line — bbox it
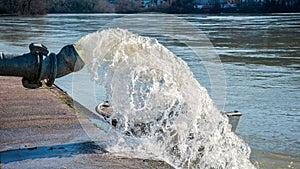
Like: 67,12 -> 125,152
0,0 -> 212,15
46,0 -> 114,13
0,0 -> 47,15
0,0 -> 115,15
0,0 -> 299,15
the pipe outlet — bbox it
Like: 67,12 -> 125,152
0,43 -> 85,89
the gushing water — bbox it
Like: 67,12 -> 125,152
74,29 -> 255,168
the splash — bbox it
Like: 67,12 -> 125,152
74,29 -> 255,168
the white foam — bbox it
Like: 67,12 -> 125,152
74,28 -> 255,168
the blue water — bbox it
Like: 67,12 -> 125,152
0,13 -> 299,168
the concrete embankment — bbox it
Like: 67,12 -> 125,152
0,76 -> 172,169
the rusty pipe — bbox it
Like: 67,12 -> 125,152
0,43 -> 84,89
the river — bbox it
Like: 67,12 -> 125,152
0,13 -> 299,168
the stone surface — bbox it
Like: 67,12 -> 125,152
0,76 -> 172,169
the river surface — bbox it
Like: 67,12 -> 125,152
0,13 -> 299,168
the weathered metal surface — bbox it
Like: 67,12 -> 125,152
0,43 -> 84,89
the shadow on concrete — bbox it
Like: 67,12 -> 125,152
0,141 -> 107,164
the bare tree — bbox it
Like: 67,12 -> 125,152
19,0 -> 47,15
115,0 -> 141,13
0,0 -> 46,15
94,0 -> 115,12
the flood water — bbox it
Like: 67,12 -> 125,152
0,13 -> 299,168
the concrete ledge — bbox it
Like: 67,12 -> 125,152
0,76 -> 172,169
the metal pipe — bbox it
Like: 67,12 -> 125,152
0,43 -> 84,89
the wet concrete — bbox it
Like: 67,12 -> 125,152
0,76 -> 173,169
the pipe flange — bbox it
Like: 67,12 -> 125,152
45,53 -> 57,87
21,53 -> 43,89
35,53 -> 44,83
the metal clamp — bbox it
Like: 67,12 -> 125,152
22,43 -> 57,89
45,53 -> 57,87
29,43 -> 49,56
